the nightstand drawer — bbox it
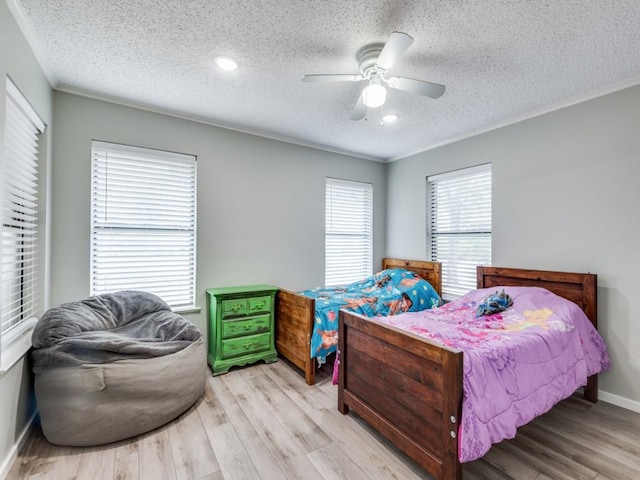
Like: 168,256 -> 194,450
221,332 -> 271,359
221,299 -> 248,318
222,314 -> 270,339
248,296 -> 271,314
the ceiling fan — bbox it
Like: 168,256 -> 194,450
302,31 -> 446,121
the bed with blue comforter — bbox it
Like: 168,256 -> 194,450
275,258 -> 443,385
302,268 -> 442,360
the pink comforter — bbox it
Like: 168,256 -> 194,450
377,286 -> 611,462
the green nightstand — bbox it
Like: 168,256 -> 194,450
206,285 -> 278,375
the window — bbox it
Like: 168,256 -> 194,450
427,164 -> 491,299
91,141 -> 196,310
1,78 -> 45,353
325,178 -> 372,286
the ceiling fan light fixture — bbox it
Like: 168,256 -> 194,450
362,82 -> 387,108
301,32 -> 445,120
215,56 -> 238,71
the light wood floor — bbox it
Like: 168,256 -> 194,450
6,360 -> 640,480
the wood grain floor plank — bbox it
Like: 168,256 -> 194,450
306,442 -> 371,480
75,445 -> 116,480
499,436 -> 597,480
533,474 -> 560,480
6,430 -> 63,480
205,423 -> 260,480
138,428 -> 176,480
242,368 -> 332,453
242,436 -> 287,480
463,458 -> 516,480
469,440 -> 539,480
520,421 -> 639,480
196,375 -> 229,431
114,439 -> 139,480
262,360 -> 336,413
167,405 -> 220,480
195,473 -> 224,480
221,371 -> 324,480
556,396 -> 640,432
534,410 -> 640,471
208,375 -> 257,441
307,407 -> 425,479
507,431 -> 597,480
542,403 -> 640,459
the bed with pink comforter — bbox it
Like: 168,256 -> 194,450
374,286 -> 611,462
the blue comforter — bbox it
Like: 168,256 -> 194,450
301,268 -> 442,359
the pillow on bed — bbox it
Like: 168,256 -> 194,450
372,268 -> 442,314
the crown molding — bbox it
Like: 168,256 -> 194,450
55,84 -> 384,163
389,75 -> 640,162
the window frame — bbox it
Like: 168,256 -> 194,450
325,177 -> 373,287
1,77 -> 45,372
90,141 -> 197,311
427,163 -> 492,300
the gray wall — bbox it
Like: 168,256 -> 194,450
387,84 -> 640,407
0,0 -> 53,474
51,92 -> 387,337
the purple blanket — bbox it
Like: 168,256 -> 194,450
377,286 -> 611,462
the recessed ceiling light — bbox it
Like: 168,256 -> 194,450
382,113 -> 398,123
215,56 -> 238,71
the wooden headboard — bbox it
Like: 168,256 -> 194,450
477,266 -> 597,329
382,258 -> 442,296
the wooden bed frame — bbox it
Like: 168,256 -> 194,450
275,258 -> 442,385
338,266 -> 598,480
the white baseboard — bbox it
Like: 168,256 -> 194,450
0,411 -> 37,480
599,390 -> 640,414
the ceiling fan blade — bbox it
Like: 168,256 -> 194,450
387,76 -> 446,99
349,93 -> 366,121
301,74 -> 363,83
376,32 -> 414,70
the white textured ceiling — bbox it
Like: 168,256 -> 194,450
13,0 -> 640,161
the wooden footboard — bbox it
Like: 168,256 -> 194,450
338,309 -> 463,480
275,289 -> 316,385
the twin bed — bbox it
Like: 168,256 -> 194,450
275,258 -> 443,385
337,265 -> 609,480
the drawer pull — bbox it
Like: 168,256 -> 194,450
243,323 -> 252,330
253,302 -> 265,309
243,342 -> 253,349
231,304 -> 241,312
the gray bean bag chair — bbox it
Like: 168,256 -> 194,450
31,290 -> 206,446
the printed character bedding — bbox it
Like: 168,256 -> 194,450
376,286 -> 611,461
300,268 -> 442,360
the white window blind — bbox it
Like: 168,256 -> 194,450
91,141 -> 196,310
427,164 -> 491,299
325,178 -> 372,286
1,78 -> 45,345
